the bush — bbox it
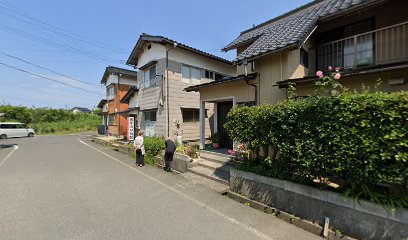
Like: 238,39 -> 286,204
225,91 -> 408,208
144,136 -> 165,158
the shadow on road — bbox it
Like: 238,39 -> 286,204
0,143 -> 17,149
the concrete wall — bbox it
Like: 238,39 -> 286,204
230,168 -> 408,240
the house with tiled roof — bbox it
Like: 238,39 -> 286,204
126,33 -> 235,141
186,0 -> 408,149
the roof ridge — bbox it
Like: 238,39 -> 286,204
240,0 -> 325,35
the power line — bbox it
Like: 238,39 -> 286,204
0,0 -> 128,53
0,51 -> 99,86
0,23 -> 122,63
0,62 -> 104,96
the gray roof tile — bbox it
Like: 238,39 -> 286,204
223,0 -> 385,62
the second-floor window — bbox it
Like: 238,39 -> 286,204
107,86 -> 115,99
182,65 -> 201,84
144,66 -> 157,89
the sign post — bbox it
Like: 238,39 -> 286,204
128,116 -> 135,142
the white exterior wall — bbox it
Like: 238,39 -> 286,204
106,74 -> 138,87
138,43 -> 167,68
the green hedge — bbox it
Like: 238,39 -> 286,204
225,91 -> 408,208
144,137 -> 165,164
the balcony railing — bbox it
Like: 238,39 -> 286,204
314,21 -> 408,71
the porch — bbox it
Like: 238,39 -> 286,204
310,21 -> 408,73
199,97 -> 236,150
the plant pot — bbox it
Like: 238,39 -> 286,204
213,143 -> 220,149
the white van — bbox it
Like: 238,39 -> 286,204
0,122 -> 35,139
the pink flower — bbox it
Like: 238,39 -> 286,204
334,73 -> 341,80
227,150 -> 236,155
328,66 -> 333,71
316,71 -> 324,78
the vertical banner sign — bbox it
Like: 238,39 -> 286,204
128,117 -> 135,141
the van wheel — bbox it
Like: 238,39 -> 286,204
28,133 -> 34,137
0,134 -> 7,139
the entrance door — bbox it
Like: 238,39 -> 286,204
217,101 -> 233,149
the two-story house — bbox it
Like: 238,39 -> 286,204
100,66 -> 138,137
126,34 -> 236,141
186,0 -> 408,149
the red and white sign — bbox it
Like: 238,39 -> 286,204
128,117 -> 135,141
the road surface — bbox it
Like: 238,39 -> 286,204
0,134 -> 319,240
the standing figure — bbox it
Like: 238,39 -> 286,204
134,131 -> 145,167
164,137 -> 176,172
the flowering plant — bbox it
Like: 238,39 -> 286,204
315,66 -> 343,96
228,143 -> 252,161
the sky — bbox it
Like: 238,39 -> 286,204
0,0 -> 310,109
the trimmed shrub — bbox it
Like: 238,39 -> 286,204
225,91 -> 408,208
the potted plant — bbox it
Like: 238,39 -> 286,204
211,132 -> 221,149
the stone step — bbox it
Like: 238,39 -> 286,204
188,165 -> 229,186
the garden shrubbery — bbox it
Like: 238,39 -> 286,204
225,91 -> 408,208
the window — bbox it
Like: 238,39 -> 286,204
182,109 -> 200,123
108,115 -> 115,125
205,70 -> 214,80
144,66 -> 157,88
251,61 -> 256,72
300,48 -> 309,68
144,111 -> 157,122
182,65 -> 202,84
215,73 -> 227,81
107,86 -> 115,99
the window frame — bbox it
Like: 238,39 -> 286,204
143,65 -> 157,89
144,110 -> 157,122
182,64 -> 202,84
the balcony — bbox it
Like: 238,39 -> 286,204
312,21 -> 408,72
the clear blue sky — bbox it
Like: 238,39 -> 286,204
0,0 -> 310,109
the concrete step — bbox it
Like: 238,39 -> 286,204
200,150 -> 231,164
197,159 -> 231,172
188,165 -> 229,186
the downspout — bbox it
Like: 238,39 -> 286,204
166,42 -> 177,138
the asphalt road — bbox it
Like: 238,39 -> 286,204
0,134 -> 319,240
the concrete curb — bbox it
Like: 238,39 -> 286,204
226,191 -> 356,240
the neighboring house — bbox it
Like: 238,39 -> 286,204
119,86 -> 139,139
100,66 -> 138,137
186,0 -> 408,149
96,99 -> 108,134
71,107 -> 91,114
126,33 -> 236,141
